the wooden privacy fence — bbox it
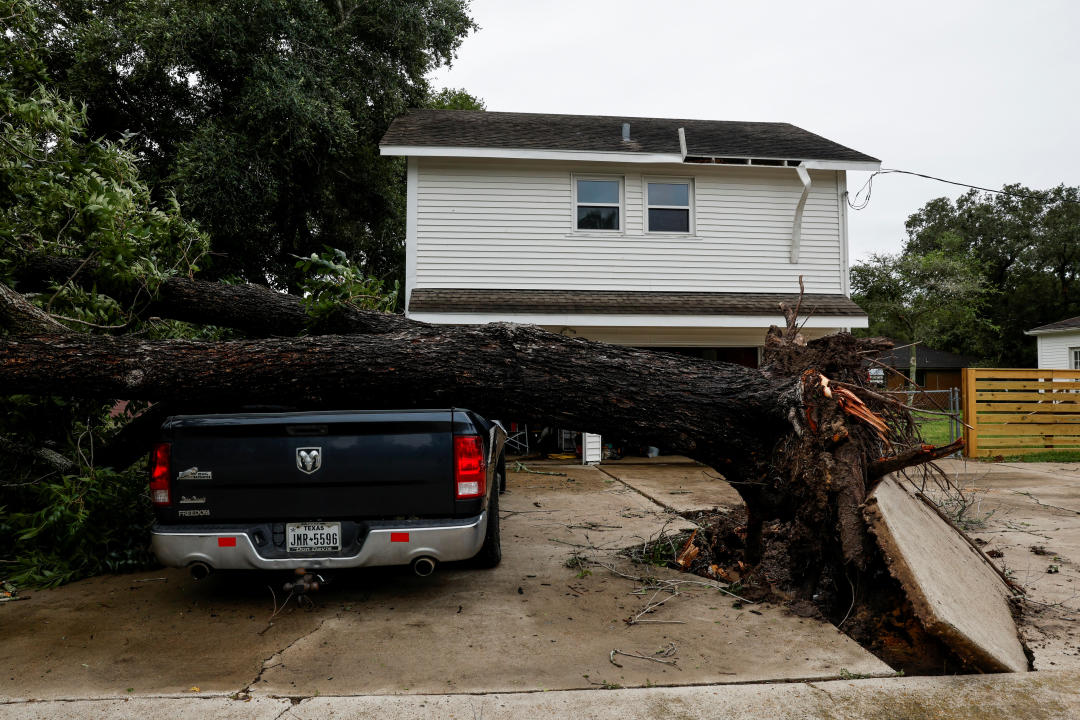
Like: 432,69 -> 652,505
962,368 -> 1080,457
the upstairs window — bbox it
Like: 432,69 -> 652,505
574,177 -> 622,231
646,179 -> 693,233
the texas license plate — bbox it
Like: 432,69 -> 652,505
286,522 -> 341,553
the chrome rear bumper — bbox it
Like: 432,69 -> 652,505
151,513 -> 487,571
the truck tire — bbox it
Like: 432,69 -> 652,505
498,455 -> 507,493
473,480 -> 502,568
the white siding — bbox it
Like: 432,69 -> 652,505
414,158 -> 845,295
1036,331 -> 1080,369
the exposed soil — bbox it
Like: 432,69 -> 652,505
631,506 -> 972,674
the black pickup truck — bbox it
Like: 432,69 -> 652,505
148,409 -> 506,578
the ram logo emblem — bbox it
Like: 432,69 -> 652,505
296,447 -> 322,474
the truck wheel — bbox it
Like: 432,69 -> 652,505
498,455 -> 507,493
473,482 -> 502,568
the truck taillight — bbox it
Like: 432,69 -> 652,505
149,442 -> 171,506
454,435 -> 486,499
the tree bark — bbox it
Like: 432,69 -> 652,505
0,325 -> 795,472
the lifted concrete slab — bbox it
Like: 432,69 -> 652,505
864,475 -> 1029,673
934,458 -> 1080,672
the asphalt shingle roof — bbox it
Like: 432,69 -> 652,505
408,289 -> 867,317
1027,316 -> 1080,334
381,110 -> 879,163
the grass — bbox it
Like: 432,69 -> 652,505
912,413 -> 959,447
985,449 -> 1080,463
909,402 -> 1080,463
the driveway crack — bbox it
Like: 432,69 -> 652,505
243,617 -> 330,694
595,466 -> 690,520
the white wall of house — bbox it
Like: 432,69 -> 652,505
1036,331 -> 1080,369
411,158 -> 847,297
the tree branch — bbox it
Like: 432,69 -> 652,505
867,438 -> 964,482
0,435 -> 76,473
13,255 -> 412,337
0,281 -> 68,334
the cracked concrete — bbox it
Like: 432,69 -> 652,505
937,459 -> 1080,672
245,618 -> 330,695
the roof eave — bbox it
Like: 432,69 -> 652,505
380,144 -> 881,171
1025,327 -> 1080,336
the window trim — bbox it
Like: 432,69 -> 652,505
1070,347 -> 1080,370
572,174 -> 624,234
644,176 -> 695,235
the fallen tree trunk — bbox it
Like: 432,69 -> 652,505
0,325 -> 794,467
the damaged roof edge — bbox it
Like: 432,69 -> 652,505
379,144 -> 882,172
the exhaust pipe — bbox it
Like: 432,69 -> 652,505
189,562 -> 211,580
411,556 -> 436,577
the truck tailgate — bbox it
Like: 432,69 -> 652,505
162,410 -> 455,522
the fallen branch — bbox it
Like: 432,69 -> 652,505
13,254 -> 410,337
513,461 -> 567,477
609,647 -> 680,669
0,281 -> 66,334
626,589 -> 683,626
868,438 -> 965,481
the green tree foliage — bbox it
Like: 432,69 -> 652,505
1,0 -> 472,586
0,77 -> 209,585
851,248 -> 989,382
294,247 -> 399,322
852,185 -> 1080,367
427,87 -> 486,110
28,0 -> 478,288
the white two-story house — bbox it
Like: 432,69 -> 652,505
380,110 -> 877,367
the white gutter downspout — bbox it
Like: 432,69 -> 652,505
678,127 -> 687,159
790,165 -> 811,263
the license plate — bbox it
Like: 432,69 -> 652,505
286,522 -> 341,553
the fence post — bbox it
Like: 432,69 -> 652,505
950,387 -> 959,448
961,368 -> 977,458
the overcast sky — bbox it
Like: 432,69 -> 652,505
431,0 -> 1080,262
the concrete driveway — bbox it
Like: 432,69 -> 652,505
2,461 -> 887,703
3,458 -> 1080,718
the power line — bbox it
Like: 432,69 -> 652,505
846,169 -> 1080,210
